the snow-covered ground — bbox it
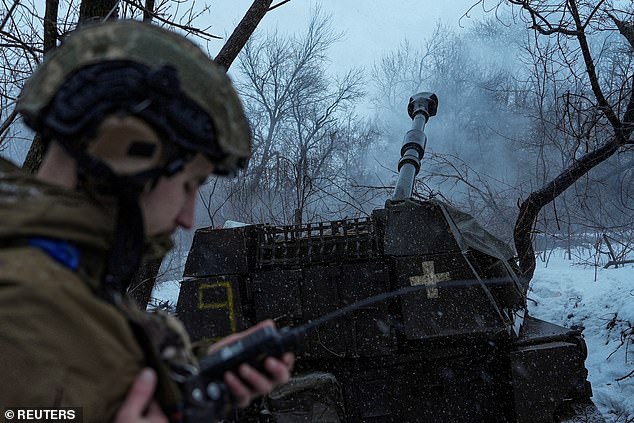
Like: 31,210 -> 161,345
152,249 -> 633,422
529,250 -> 634,423
148,279 -> 181,312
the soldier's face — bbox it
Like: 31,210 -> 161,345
140,153 -> 213,236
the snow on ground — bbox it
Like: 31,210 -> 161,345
153,249 -> 633,422
149,279 -> 181,312
529,250 -> 634,423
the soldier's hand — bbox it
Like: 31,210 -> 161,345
114,368 -> 167,423
207,320 -> 295,408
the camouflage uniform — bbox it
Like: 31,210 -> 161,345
0,158 -> 139,421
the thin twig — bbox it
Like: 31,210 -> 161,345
0,109 -> 18,145
269,0 -> 291,11
615,368 -> 634,382
119,0 -> 222,40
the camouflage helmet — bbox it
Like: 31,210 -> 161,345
17,20 -> 251,176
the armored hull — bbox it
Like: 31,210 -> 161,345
176,199 -> 601,422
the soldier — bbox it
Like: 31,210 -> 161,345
0,20 -> 293,422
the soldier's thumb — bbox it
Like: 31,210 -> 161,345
120,368 -> 158,416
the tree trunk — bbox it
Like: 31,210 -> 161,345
22,134 -> 47,173
44,0 -> 59,52
79,0 -> 119,22
22,0 -> 61,173
143,0 -> 155,22
128,257 -> 162,310
214,0 -> 273,70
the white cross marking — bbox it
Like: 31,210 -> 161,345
409,261 -> 451,299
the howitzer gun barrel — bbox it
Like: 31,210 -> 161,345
392,92 -> 438,201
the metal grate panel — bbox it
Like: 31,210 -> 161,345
256,217 -> 378,268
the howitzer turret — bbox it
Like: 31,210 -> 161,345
176,93 -> 603,422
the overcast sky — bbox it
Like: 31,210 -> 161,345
204,1 -> 486,70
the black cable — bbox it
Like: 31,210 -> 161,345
295,276 -> 511,337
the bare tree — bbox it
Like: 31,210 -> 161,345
0,0 -> 44,153
206,7 -> 379,226
481,0 -> 634,279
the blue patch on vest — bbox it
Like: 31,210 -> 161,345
29,237 -> 81,271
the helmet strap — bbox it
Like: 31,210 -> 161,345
102,178 -> 146,300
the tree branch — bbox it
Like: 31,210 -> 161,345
0,109 -> 18,146
0,30 -> 42,60
269,0 -> 291,12
569,0 -> 623,138
0,0 -> 20,32
514,137 -> 622,278
119,0 -> 221,40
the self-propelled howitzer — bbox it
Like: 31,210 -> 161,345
176,92 -> 603,422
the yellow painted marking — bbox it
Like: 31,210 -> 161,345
198,281 -> 237,333
409,261 -> 450,299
